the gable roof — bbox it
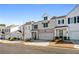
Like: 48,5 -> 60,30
51,15 -> 66,20
67,4 -> 79,16
51,5 -> 78,20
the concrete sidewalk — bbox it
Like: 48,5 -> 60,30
24,42 -> 49,46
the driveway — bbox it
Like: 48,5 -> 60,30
0,43 -> 79,54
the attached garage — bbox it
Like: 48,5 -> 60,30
69,31 -> 79,40
38,29 -> 54,40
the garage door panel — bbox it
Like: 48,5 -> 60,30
70,31 -> 79,40
39,33 -> 53,40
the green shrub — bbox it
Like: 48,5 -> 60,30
8,37 -> 21,41
10,37 -> 17,41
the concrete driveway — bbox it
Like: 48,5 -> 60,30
0,42 -> 79,54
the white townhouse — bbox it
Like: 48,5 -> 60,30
32,14 -> 55,40
53,16 -> 69,40
5,25 -> 22,39
66,5 -> 79,42
20,21 -> 33,40
50,5 -> 79,42
0,24 -> 6,39
0,24 -> 10,40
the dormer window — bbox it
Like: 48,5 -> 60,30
44,16 -> 48,20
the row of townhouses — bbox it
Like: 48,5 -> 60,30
21,5 -> 79,43
0,5 -> 79,43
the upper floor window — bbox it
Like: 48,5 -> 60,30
62,19 -> 64,24
74,17 -> 76,23
44,16 -> 48,20
34,25 -> 38,29
77,16 -> 79,23
43,23 -> 48,28
58,19 -> 64,24
5,29 -> 7,32
68,18 -> 70,24
6,29 -> 10,32
2,29 -> 4,32
68,17 -> 78,24
70,17 -> 74,23
7,29 -> 10,32
58,20 -> 60,24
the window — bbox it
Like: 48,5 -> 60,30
43,23 -> 45,27
5,29 -> 7,32
72,17 -> 74,23
44,16 -> 48,20
74,17 -> 76,23
28,26 -> 30,30
46,23 -> 48,27
68,18 -> 70,24
77,16 -> 79,23
43,23 -> 48,28
58,20 -> 60,24
34,25 -> 38,29
7,29 -> 10,32
9,29 -> 10,32
62,19 -> 64,24
2,29 -> 4,32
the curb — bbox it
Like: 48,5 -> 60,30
0,40 -> 22,44
23,42 -> 49,46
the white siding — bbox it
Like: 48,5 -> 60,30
55,17 -> 67,26
22,22 -> 33,40
66,5 -> 79,40
6,26 -> 22,39
67,5 -> 79,17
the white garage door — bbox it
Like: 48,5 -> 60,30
39,33 -> 53,40
70,31 -> 79,40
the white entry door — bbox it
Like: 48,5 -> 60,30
59,30 -> 63,37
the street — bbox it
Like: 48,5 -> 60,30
0,43 -> 79,54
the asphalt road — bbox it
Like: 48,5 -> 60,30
0,43 -> 79,54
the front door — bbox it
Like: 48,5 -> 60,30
59,30 -> 63,39
32,32 -> 37,40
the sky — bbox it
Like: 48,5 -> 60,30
0,4 -> 76,25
